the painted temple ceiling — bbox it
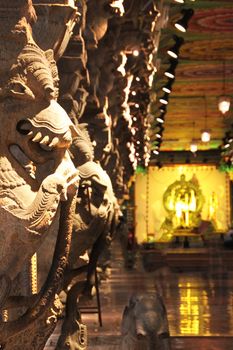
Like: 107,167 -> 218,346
151,0 -> 233,161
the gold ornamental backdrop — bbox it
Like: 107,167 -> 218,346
135,165 -> 230,243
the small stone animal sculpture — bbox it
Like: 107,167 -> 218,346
121,293 -> 171,350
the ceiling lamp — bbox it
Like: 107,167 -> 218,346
159,93 -> 169,105
201,130 -> 211,143
162,80 -> 174,94
201,96 -> 211,143
218,96 -> 230,114
132,49 -> 139,57
167,35 -> 184,59
164,60 -> 178,79
162,86 -> 171,94
160,105 -> 167,113
155,125 -> 164,140
175,8 -> 194,33
218,61 -> 231,114
222,132 -> 233,149
190,122 -> 197,153
159,98 -> 168,105
164,71 -> 175,79
156,116 -> 165,123
223,142 -> 230,149
173,0 -> 184,3
190,141 -> 197,153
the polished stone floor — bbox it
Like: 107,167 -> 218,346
45,238 -> 233,349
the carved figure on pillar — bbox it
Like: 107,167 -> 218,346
0,1 -> 80,348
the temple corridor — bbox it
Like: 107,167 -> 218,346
2,1 -> 233,349
45,238 -> 233,349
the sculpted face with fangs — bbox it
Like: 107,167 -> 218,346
0,26 -> 79,305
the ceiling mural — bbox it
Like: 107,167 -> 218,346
150,0 -> 233,160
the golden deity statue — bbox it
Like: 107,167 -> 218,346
163,174 -> 204,229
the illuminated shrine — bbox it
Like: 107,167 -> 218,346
163,174 -> 204,230
135,165 -> 229,243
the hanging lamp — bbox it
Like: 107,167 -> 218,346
201,96 -> 211,143
218,61 -> 231,114
190,122 -> 198,153
175,9 -> 194,33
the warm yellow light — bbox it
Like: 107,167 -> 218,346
110,0 -> 125,16
175,23 -> 187,33
175,193 -> 191,227
162,86 -> 171,94
132,49 -> 139,57
159,98 -> 168,105
167,50 -> 178,59
201,130 -> 211,142
156,117 -> 164,123
218,96 -> 231,114
190,142 -> 197,153
189,191 -> 196,211
165,72 -> 175,79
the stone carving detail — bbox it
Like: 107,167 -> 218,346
32,0 -> 78,60
70,0 -> 159,197
0,0 -> 79,348
54,125 -> 117,349
49,1 -> 161,344
0,0 -> 164,348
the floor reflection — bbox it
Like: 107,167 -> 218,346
45,239 -> 233,349
174,279 -> 210,335
164,272 -> 233,336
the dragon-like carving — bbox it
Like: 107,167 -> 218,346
0,0 -> 80,347
0,0 -> 79,304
